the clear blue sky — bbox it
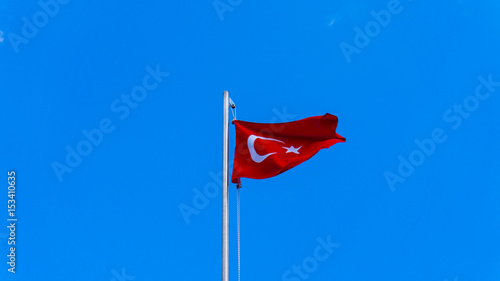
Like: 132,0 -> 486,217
2,0 -> 500,280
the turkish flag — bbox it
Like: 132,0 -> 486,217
231,113 -> 345,183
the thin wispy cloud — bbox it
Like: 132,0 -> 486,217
328,13 -> 343,26
327,2 -> 365,27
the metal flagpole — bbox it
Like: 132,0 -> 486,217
222,91 -> 230,281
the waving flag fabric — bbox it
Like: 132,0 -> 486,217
231,113 -> 345,183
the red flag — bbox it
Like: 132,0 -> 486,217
231,113 -> 345,183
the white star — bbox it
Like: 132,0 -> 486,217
283,145 -> 302,154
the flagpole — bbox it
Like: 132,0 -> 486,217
222,91 -> 230,281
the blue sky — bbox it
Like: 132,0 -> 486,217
1,0 -> 500,280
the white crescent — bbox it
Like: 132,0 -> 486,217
247,135 -> 285,163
